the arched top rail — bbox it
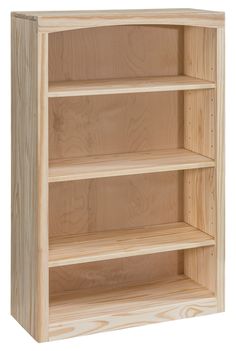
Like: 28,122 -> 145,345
12,9 -> 224,33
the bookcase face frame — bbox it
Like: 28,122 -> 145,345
11,9 -> 225,342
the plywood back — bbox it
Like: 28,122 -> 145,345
49,92 -> 183,160
49,25 -> 183,81
49,251 -> 184,295
49,172 -> 183,237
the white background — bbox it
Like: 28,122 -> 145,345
0,0 -> 234,349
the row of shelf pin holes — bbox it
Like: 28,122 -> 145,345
185,91 -> 215,152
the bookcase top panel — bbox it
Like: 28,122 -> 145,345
12,9 -> 224,33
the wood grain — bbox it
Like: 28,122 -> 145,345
49,92 -> 183,160
49,172 -> 183,236
184,27 -> 216,82
49,275 -> 216,340
11,17 -> 49,342
184,89 -> 216,159
183,24 -> 220,298
48,76 -> 215,97
184,247 -> 216,293
49,222 -> 215,267
49,149 -> 214,182
49,25 -> 183,81
216,27 -> 225,311
184,26 -> 216,159
184,169 -> 216,292
49,252 -> 184,295
184,168 -> 216,237
37,30 -> 49,342
13,9 -> 224,33
11,9 -> 225,342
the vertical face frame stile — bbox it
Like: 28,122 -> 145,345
11,9 -> 225,342
216,27 -> 225,311
11,16 -> 49,341
37,31 -> 49,340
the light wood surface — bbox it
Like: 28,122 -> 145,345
48,76 -> 215,97
49,172 -> 183,236
184,246 -> 216,293
184,168 -> 216,293
49,25 -> 183,82
49,275 -> 216,340
49,92 -> 183,160
11,17 -> 49,342
49,149 -> 214,182
184,27 -> 216,82
216,27 -> 225,311
37,31 -> 49,342
11,9 -> 225,342
184,169 -> 216,237
49,252 -> 184,295
13,9 -> 224,33
49,222 -> 214,267
184,89 -> 216,159
183,23 -> 220,298
184,26 -> 216,159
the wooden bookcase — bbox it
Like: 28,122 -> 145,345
11,9 -> 225,342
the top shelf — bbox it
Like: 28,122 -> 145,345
48,75 -> 215,98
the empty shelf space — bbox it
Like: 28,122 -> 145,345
48,75 -> 216,97
49,148 -> 215,182
49,275 -> 216,339
49,222 -> 215,267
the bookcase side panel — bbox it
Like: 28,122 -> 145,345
183,26 -> 218,294
183,25 -> 225,306
11,16 -> 49,342
183,168 -> 216,293
184,26 -> 217,159
184,26 -> 216,81
184,89 -> 216,159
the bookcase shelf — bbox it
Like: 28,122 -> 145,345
49,221 -> 215,267
49,275 -> 216,340
49,148 -> 215,182
48,75 -> 216,97
11,9 -> 225,342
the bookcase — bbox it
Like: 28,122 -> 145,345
11,9 -> 225,342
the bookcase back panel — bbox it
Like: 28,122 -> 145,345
49,171 -> 183,237
49,25 -> 183,82
49,251 -> 184,295
49,92 -> 183,160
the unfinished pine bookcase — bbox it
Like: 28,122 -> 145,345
11,9 -> 225,342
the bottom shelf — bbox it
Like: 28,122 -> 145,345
49,275 -> 216,340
